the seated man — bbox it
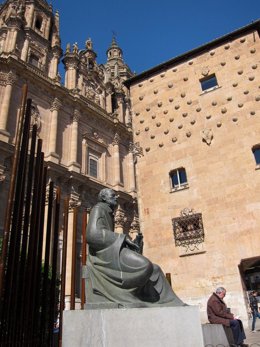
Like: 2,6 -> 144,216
85,188 -> 185,308
207,287 -> 247,347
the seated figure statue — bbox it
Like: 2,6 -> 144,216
85,188 -> 185,308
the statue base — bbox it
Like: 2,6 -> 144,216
62,306 -> 204,347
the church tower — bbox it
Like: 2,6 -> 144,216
105,36 -> 132,81
0,0 -> 62,80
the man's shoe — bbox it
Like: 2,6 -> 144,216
252,329 -> 257,332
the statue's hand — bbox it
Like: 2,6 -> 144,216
125,237 -> 140,252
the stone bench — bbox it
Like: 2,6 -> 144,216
202,323 -> 235,347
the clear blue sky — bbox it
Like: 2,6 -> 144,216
53,0 -> 260,75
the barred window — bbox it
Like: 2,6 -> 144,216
170,168 -> 188,190
89,157 -> 98,178
172,210 -> 204,248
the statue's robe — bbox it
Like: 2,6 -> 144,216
86,202 -> 184,307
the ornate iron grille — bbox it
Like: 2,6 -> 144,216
172,212 -> 204,247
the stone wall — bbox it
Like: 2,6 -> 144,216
129,26 -> 260,320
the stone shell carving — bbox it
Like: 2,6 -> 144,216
201,128 -> 213,145
201,67 -> 210,76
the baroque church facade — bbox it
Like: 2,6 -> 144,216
0,0 -> 260,321
0,0 -> 141,302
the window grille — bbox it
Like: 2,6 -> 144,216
172,210 -> 204,247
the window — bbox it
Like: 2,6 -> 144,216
172,211 -> 205,248
89,157 -> 98,178
170,168 -> 188,190
252,146 -> 260,166
35,16 -> 43,31
200,74 -> 218,92
29,54 -> 39,68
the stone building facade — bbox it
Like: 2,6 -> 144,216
0,0 -> 140,303
126,21 -> 260,320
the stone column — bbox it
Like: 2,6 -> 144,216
82,137 -> 88,175
65,194 -> 81,308
0,33 -> 7,54
64,60 -> 78,90
112,133 -> 121,186
27,4 -> 35,28
128,143 -> 136,193
99,91 -> 106,109
6,28 -> 18,53
0,71 -> 16,142
21,34 -> 30,61
117,95 -> 124,123
68,110 -> 81,172
125,98 -> 132,126
105,87 -> 113,114
45,17 -> 51,40
45,98 -> 61,163
48,50 -> 59,79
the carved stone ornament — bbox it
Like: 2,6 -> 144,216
69,196 -> 81,211
129,142 -> 143,158
114,207 -> 127,228
112,133 -> 120,146
6,71 -> 16,85
73,109 -> 81,122
0,174 -> 6,182
201,128 -> 213,145
201,66 -> 210,77
51,98 -> 62,112
130,215 -> 140,233
31,104 -> 41,130
180,208 -> 195,217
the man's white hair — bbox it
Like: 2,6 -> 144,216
215,287 -> 226,294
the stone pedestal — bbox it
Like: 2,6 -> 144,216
63,306 -> 204,347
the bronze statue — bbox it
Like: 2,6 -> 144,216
85,188 -> 185,308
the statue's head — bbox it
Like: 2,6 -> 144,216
98,188 -> 118,210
